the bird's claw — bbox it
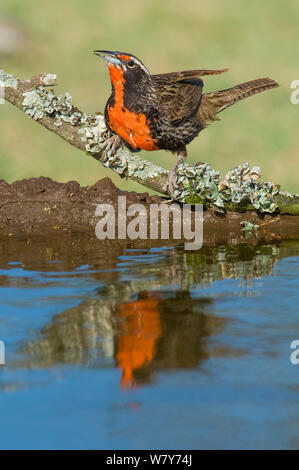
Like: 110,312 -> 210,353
162,169 -> 178,201
100,134 -> 122,160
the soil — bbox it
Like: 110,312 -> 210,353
0,176 -> 298,245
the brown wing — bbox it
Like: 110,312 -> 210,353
152,68 -> 229,82
151,68 -> 229,126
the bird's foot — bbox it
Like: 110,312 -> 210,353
101,134 -> 122,159
162,168 -> 178,201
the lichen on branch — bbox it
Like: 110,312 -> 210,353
1,68 -> 298,215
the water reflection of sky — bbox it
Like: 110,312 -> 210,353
0,241 -> 299,449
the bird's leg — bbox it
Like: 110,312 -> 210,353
163,150 -> 187,200
100,133 -> 123,158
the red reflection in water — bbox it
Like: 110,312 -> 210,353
116,294 -> 162,389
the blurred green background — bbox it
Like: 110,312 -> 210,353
0,0 -> 298,193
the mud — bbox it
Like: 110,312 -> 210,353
0,176 -> 298,245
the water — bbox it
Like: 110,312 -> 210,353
0,237 -> 299,449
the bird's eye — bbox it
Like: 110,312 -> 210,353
127,60 -> 135,68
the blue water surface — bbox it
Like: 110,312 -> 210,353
0,241 -> 299,449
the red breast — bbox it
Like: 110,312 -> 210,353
106,64 -> 159,151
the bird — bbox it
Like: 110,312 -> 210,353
94,50 -> 279,199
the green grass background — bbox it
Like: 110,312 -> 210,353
0,0 -> 298,193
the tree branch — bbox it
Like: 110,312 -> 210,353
1,69 -> 298,215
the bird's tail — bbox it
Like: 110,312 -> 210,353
198,77 -> 279,124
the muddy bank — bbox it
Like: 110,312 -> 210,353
0,176 -> 298,244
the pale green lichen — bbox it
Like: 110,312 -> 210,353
42,73 -> 57,86
279,190 -> 294,198
0,70 -> 18,89
22,86 -> 97,127
173,162 -> 221,207
127,155 -> 166,179
78,114 -> 108,152
218,163 -> 280,213
173,162 -> 280,213
100,148 -> 166,179
101,150 -> 128,175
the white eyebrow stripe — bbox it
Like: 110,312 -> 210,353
132,58 -> 150,75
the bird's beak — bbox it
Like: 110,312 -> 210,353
93,50 -> 122,68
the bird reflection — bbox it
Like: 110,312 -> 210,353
16,243 -> 284,389
114,291 -> 219,388
115,293 -> 162,388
